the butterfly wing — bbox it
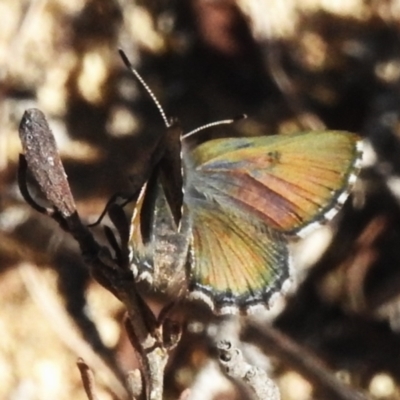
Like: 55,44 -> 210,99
186,131 -> 363,237
186,197 -> 290,313
129,168 -> 158,282
184,130 -> 362,312
157,121 -> 184,227
129,174 -> 190,295
129,119 -> 188,292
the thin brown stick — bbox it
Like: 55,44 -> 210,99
77,358 -> 100,400
17,102 -> 181,400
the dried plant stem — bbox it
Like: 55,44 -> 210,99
217,340 -> 280,400
121,288 -> 170,400
18,107 -> 177,400
77,358 -> 100,400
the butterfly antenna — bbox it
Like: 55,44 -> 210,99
182,114 -> 247,140
119,49 -> 171,128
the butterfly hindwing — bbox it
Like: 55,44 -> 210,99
187,197 -> 290,313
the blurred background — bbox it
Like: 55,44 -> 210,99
1,0 -> 400,399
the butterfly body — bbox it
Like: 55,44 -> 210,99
129,127 -> 363,314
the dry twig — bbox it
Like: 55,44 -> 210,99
217,339 -> 280,400
77,358 -> 100,400
17,108 -> 180,400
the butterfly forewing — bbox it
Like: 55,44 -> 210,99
187,131 -> 362,237
158,121 -> 184,227
130,176 -> 190,293
129,120 -> 189,294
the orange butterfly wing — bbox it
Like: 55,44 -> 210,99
187,131 -> 362,237
184,131 -> 362,312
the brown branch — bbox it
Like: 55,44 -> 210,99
18,108 -> 76,218
77,358 -> 100,400
17,107 -> 181,400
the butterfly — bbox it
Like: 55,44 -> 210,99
120,53 -> 363,315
